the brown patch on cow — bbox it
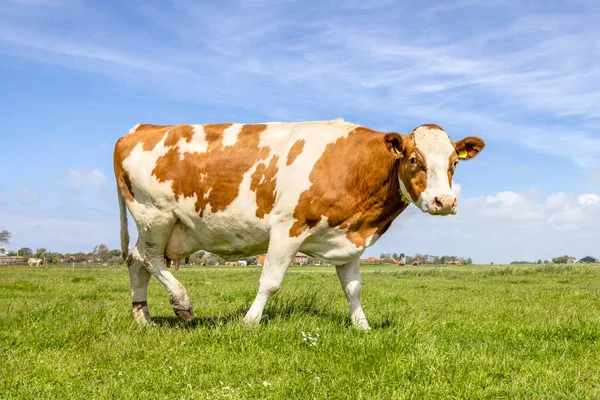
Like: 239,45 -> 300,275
286,140 -> 305,166
417,123 -> 444,132
117,124 -> 172,160
152,124 -> 271,217
398,135 -> 428,202
447,152 -> 458,187
164,124 -> 195,147
113,124 -> 174,202
289,127 -> 407,248
250,155 -> 279,218
114,156 -> 135,202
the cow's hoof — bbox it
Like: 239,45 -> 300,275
132,302 -> 151,325
174,307 -> 194,321
242,314 -> 262,326
353,319 -> 371,332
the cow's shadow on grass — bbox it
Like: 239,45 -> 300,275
150,310 -> 245,329
148,284 -> 398,330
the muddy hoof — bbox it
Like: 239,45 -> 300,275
174,308 -> 194,321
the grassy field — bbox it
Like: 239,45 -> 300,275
1,263 -> 600,399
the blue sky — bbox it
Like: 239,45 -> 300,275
1,0 -> 599,263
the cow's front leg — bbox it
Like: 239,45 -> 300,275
243,239 -> 299,325
336,259 -> 370,331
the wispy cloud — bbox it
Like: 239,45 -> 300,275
66,169 -> 109,193
1,0 -> 599,259
18,186 -> 41,206
1,1 -> 598,170
371,189 -> 600,263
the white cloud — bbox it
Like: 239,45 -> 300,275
18,186 -> 41,206
0,1 -> 599,167
369,189 -> 600,263
67,169 -> 109,194
0,1 -> 598,261
0,204 -> 122,253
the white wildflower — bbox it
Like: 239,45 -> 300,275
301,331 -> 319,346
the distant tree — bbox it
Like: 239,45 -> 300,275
399,253 -> 405,259
109,255 -> 123,265
213,255 -> 225,265
35,248 -> 47,259
380,253 -> 386,260
19,247 -> 33,257
392,253 -> 398,259
536,259 -> 543,264
109,249 -> 122,258
552,255 -> 571,264
71,252 -> 87,262
0,230 -> 10,244
464,258 -> 473,265
45,252 -> 62,263
93,244 -> 110,262
544,260 -> 550,264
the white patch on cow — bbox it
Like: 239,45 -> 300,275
299,218 -> 365,265
222,124 -> 243,147
122,133 -> 177,228
178,125 -> 208,156
365,232 -> 380,247
273,120 -> 360,226
129,124 -> 141,134
413,126 -> 456,213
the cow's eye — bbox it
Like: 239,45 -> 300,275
410,157 -> 417,164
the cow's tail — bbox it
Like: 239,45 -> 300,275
118,188 -> 130,261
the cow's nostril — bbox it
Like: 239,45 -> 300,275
434,197 -> 443,209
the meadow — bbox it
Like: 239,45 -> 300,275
1,263 -> 599,399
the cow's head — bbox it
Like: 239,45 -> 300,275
384,124 -> 485,215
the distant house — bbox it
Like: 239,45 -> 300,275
360,256 -> 379,264
578,256 -> 599,264
294,253 -> 309,265
257,255 -> 267,266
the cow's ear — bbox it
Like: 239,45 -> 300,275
384,133 -> 404,159
454,136 -> 485,160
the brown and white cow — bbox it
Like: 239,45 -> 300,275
28,257 -> 44,267
114,119 -> 484,330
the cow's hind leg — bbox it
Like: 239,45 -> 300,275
243,236 -> 300,325
129,213 -> 194,322
336,259 -> 370,331
127,255 -> 152,324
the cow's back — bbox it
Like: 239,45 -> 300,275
114,119 -> 361,258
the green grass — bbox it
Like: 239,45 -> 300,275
1,264 -> 600,399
